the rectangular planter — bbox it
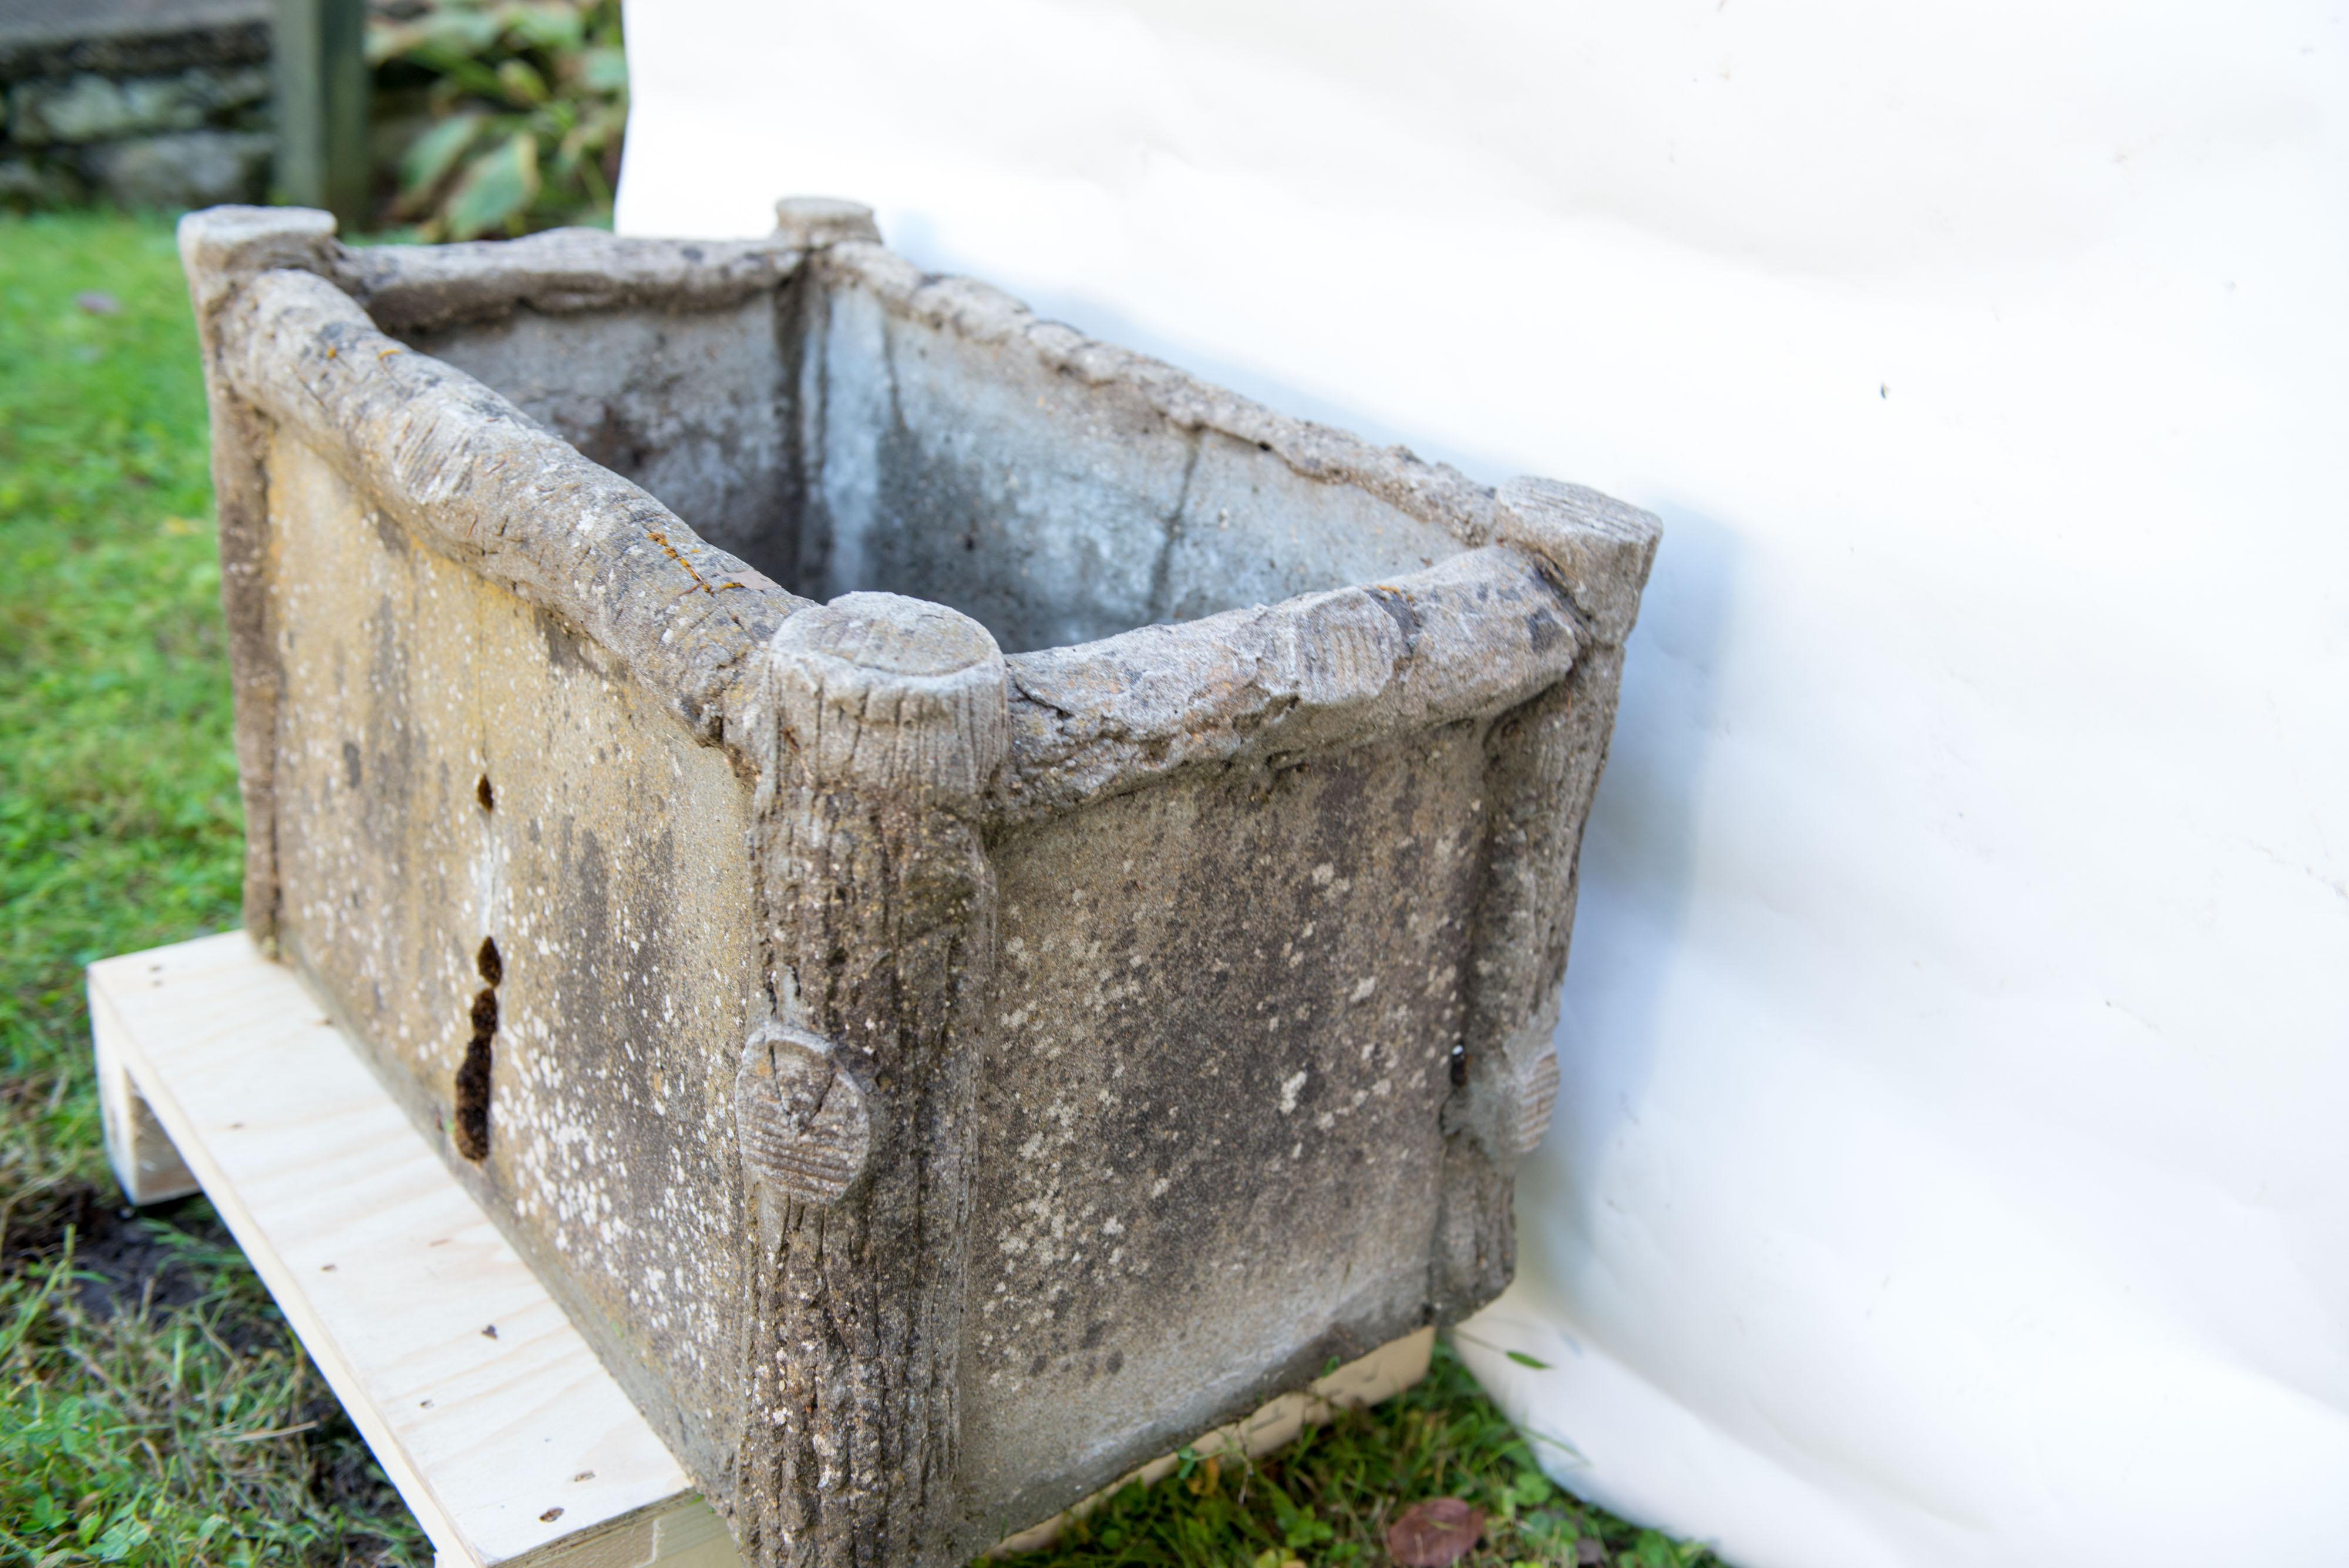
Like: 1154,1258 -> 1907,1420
179,198 -> 1658,1568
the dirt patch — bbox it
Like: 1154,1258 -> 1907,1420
0,1172 -> 265,1325
68,1196 -> 241,1321
0,1175 -> 107,1270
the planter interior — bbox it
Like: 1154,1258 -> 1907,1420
405,237 -> 1473,655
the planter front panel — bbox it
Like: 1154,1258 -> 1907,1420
261,430 -> 758,1483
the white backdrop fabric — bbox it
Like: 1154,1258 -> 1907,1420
613,6 -> 2349,1564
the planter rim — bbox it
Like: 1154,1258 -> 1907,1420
183,204 -> 1658,823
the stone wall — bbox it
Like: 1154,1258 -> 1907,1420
1,0 -> 274,210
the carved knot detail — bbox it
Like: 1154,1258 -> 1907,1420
761,591 -> 1009,798
735,1020 -> 872,1205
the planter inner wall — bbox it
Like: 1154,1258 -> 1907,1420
410,244 -> 1464,652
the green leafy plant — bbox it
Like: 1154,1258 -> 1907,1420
368,0 -> 627,239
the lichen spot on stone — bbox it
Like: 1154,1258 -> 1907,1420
1280,1070 -> 1308,1115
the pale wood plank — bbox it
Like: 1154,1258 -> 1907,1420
95,1017 -> 198,1205
86,933 -> 721,1568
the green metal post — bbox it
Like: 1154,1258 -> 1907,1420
274,0 -> 368,227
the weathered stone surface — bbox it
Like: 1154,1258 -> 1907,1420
85,126 -> 266,206
1,0 -> 271,212
0,152 -> 79,204
180,200 -> 1658,1568
1,1 -> 272,213
8,63 -> 265,143
0,0 -> 268,84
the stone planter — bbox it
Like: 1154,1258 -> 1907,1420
179,199 -> 1658,1568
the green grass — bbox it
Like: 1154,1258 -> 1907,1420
0,208 -> 1714,1568
1,210 -> 426,1567
0,216 -> 228,1233
1019,1344 -> 1712,1568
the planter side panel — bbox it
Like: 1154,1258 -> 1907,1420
955,721 -> 1490,1540
403,297 -> 800,591
1152,426 -> 1466,624
803,274 -> 1466,653
260,433 -> 759,1486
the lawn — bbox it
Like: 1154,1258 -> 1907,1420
0,209 -> 1711,1568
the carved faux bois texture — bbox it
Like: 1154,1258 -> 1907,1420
179,197 -> 1658,1568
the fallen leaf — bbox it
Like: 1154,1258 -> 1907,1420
1386,1497 -> 1486,1567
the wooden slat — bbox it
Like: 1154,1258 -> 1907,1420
95,1018 -> 198,1205
87,933 -> 730,1568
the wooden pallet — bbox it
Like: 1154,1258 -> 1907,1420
89,933 -> 734,1568
89,933 -> 1431,1567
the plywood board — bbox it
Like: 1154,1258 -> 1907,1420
87,933 -> 732,1568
